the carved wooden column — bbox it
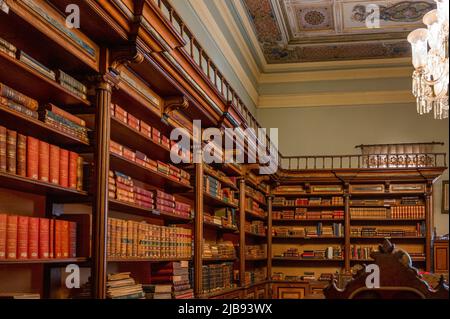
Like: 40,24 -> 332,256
425,181 -> 433,272
344,183 -> 351,273
91,74 -> 116,299
239,178 -> 246,287
194,153 -> 204,296
267,194 -> 273,281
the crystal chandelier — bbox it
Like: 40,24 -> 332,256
407,0 -> 449,119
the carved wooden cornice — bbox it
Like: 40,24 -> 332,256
163,95 -> 189,116
109,44 -> 145,74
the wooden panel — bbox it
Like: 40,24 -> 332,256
434,241 -> 449,273
272,283 -> 308,299
349,184 -> 385,194
256,286 -> 266,299
310,185 -> 343,194
390,183 -> 426,194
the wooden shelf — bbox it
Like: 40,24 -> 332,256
0,50 -> 92,107
0,258 -> 89,265
109,199 -> 192,222
203,166 -> 238,191
350,258 -> 426,262
202,257 -> 237,262
203,221 -> 239,233
199,286 -> 241,298
245,210 -> 267,220
107,257 -> 191,263
181,191 -> 238,208
350,236 -> 425,240
273,205 -> 344,209
245,231 -> 267,238
273,219 -> 344,223
273,193 -> 343,197
0,171 -> 88,198
245,192 -> 267,207
109,153 -> 192,192
110,116 -> 171,162
351,218 -> 426,222
245,257 -> 267,261
273,236 -> 344,240
0,104 -> 90,149
272,257 -> 344,262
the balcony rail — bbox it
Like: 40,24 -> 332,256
280,153 -> 447,171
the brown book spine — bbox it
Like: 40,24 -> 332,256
38,141 -> 50,182
59,149 -> 69,188
16,134 -> 27,176
69,221 -> 76,258
0,126 -> 6,172
26,136 -> 39,180
68,151 -> 78,189
0,213 -> 6,259
6,215 -> 18,259
49,145 -> 60,185
6,129 -> 17,174
38,218 -> 49,258
28,217 -> 39,259
61,220 -> 69,258
45,103 -> 86,127
76,156 -> 83,191
17,216 -> 29,259
54,220 -> 62,258
0,83 -> 39,111
49,219 -> 54,258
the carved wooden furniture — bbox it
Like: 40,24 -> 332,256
434,239 -> 449,275
324,240 -> 449,299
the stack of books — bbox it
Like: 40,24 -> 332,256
0,213 -> 77,260
143,284 -> 172,299
56,70 -> 87,100
301,272 -> 316,281
246,198 -> 265,218
148,261 -> 193,299
214,207 -> 237,229
391,205 -> 425,219
244,268 -> 266,286
351,245 -> 374,260
0,36 -> 17,58
245,244 -> 266,259
0,293 -> 40,299
18,51 -> 55,80
350,207 -> 389,219
0,82 -> 39,119
203,241 -> 236,259
245,220 -> 265,236
201,262 -> 235,294
39,103 -> 89,143
106,272 -> 144,299
107,218 -> 192,259
0,126 -> 84,190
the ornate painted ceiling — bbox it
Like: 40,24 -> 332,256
241,0 -> 435,63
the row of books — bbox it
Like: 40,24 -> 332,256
350,207 -> 425,220
275,246 -> 343,260
273,196 -> 343,206
106,272 -> 144,299
147,261 -> 193,299
245,244 -> 266,259
110,140 -> 190,185
107,217 -> 192,259
245,198 -> 265,218
350,197 -> 424,207
200,262 -> 235,294
350,246 -> 374,260
244,268 -> 266,286
272,272 -> 334,282
205,163 -> 237,188
203,241 -> 236,259
245,220 -> 266,236
0,126 -> 84,190
0,37 -> 87,99
272,185 -> 304,194
245,185 -> 265,204
273,209 -> 344,220
111,104 -> 191,163
204,212 -> 237,230
203,175 -> 237,205
0,213 -> 76,260
273,223 -> 344,238
213,207 -> 237,229
350,223 -> 425,238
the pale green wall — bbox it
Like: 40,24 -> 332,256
257,103 -> 449,235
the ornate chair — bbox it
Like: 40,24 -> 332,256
324,240 -> 449,299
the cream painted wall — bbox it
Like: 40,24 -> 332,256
257,103 -> 449,235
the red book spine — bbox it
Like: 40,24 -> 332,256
26,136 -> 39,180
38,140 -> 50,182
6,129 -> 17,174
38,218 -> 49,258
49,219 -> 54,258
0,213 -> 6,259
59,149 -> 69,188
6,215 -> 18,259
61,220 -> 69,258
54,220 -> 62,258
49,145 -> 60,185
68,151 -> 78,189
28,217 -> 39,259
69,221 -> 77,258
16,134 -> 27,176
17,216 -> 29,259
0,125 -> 6,172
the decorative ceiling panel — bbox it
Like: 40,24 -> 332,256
241,0 -> 435,63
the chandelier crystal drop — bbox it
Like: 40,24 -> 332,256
407,0 -> 449,119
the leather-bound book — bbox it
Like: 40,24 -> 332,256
59,149 -> 69,188
6,215 -> 18,259
76,156 -> 83,191
54,220 -> 62,258
38,141 -> 50,182
26,136 -> 39,180
0,213 -> 6,259
0,83 -> 39,111
69,221 -> 77,258
0,126 -> 6,172
16,134 -> 26,176
68,152 -> 78,189
49,145 -> 60,185
6,129 -> 17,174
38,218 -> 49,258
49,219 -> 54,258
17,216 -> 29,259
61,220 -> 69,258
28,217 -> 39,259
41,103 -> 86,127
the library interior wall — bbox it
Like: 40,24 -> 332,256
256,103 -> 449,235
